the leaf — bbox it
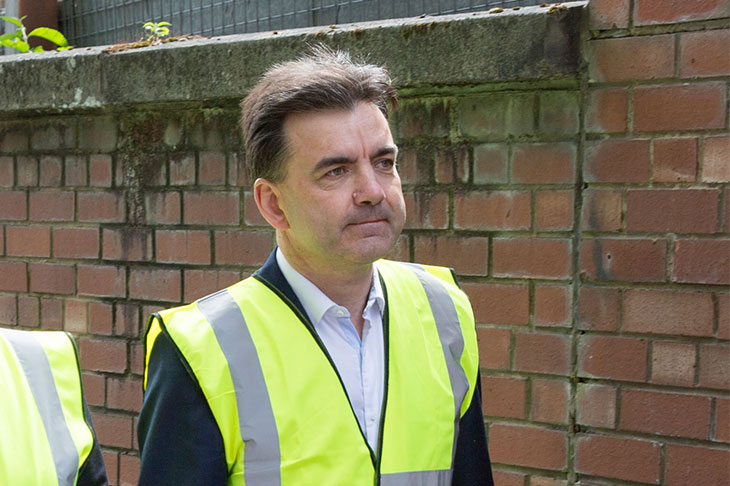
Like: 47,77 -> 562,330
0,15 -> 24,28
143,22 -> 155,29
1,38 -> 29,52
0,31 -> 20,42
32,45 -> 44,52
156,22 -> 171,27
28,27 -> 68,47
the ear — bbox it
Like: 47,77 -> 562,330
253,178 -> 290,230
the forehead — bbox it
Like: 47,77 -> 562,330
282,102 -> 394,163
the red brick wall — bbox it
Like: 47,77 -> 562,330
0,2 -> 728,484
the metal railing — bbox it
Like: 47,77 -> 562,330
59,0 -> 545,48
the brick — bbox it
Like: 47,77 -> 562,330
491,470 -> 524,486
585,139 -> 650,183
214,231 -> 273,266
163,119 -> 183,147
78,191 -> 125,223
531,379 -> 569,424
716,398 -> 729,443
393,99 -> 450,139
534,285 -> 571,327
579,335 -> 648,382
0,295 -> 17,326
228,152 -> 247,187
589,35 -> 675,82
183,269 -> 241,302
703,136 -> 730,182
119,454 -> 140,486
725,188 -> 730,233
620,389 -> 712,439
17,296 -> 39,327
77,265 -> 126,298
635,0 -> 730,25
103,451 -> 119,486
624,289 -> 714,337
82,373 -> 105,407
493,238 -> 571,279
17,156 -> 38,186
531,478 -> 566,486
29,191 -> 74,221
0,262 -> 28,292
403,192 -> 448,230
29,263 -> 75,295
477,327 -> 511,370
634,83 -> 726,131
243,191 -> 268,226
489,424 -> 567,470
463,282 -> 529,326
673,239 -> 730,284
129,268 -> 181,303
89,155 -> 113,187
682,29 -> 730,78
511,143 -> 575,184
91,412 -> 132,449
113,303 -> 139,338
515,332 -> 570,375
577,286 -> 620,331
89,302 -> 113,336
183,191 -> 239,226
30,124 -> 72,151
538,91 -> 579,135
536,190 -> 573,231
6,225 -> 51,257
665,444 -> 730,486
78,117 -> 117,152
107,376 -> 143,412
457,93 -> 534,139
653,138 -> 698,182
64,299 -> 87,334
0,191 -> 27,221
414,235 -> 487,276
580,238 -> 666,282
40,298 -> 62,330
53,227 -> 99,259
473,143 -> 508,184
434,145 -> 469,184
144,191 -> 181,224
79,338 -> 127,373
198,151 -> 226,185
589,0 -> 630,29
0,228 -> 3,255
699,344 -> 730,389
130,341 -> 145,376
0,128 -> 27,153
576,384 -> 617,428
39,156 -> 62,187
454,191 -> 530,230
156,230 -> 211,265
627,189 -> 719,234
64,155 -> 87,186
103,228 -> 153,262
169,153 -> 196,185
575,435 -> 660,483
0,156 -> 13,187
719,293 -> 730,340
652,341 -> 697,386
482,375 -> 527,419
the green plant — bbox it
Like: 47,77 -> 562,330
0,15 -> 71,53
143,21 -> 171,42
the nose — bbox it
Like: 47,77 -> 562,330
352,164 -> 386,206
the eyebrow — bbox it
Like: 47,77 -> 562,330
313,145 -> 399,174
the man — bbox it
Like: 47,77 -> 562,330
138,46 -> 493,485
0,328 -> 107,485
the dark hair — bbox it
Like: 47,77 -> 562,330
240,45 -> 397,182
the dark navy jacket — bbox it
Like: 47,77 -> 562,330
137,251 -> 494,485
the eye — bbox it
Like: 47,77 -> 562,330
325,166 -> 346,177
375,158 -> 395,170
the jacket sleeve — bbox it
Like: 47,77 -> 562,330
137,330 -> 228,486
76,401 -> 109,486
451,372 -> 494,486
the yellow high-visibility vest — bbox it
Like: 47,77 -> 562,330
0,329 -> 96,486
145,260 -> 479,485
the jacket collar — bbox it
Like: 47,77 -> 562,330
253,248 -> 307,320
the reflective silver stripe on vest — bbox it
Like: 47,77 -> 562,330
0,329 -> 79,486
197,290 -> 282,486
398,263 -> 469,456
381,469 -> 452,486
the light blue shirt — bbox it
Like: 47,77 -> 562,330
276,249 -> 385,451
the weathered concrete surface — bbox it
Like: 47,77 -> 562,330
0,2 -> 585,114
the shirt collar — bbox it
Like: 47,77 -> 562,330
276,248 -> 384,325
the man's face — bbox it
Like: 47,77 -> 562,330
267,102 -> 406,274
